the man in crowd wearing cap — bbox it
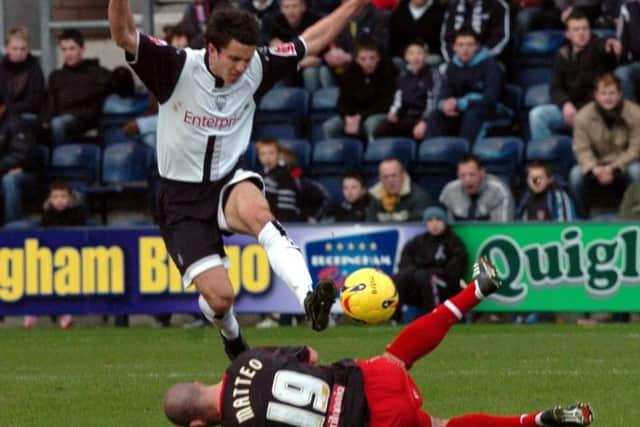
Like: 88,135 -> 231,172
393,202 -> 468,321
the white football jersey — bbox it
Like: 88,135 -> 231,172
127,32 -> 306,182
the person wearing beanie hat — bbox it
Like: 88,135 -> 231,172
393,201 -> 467,321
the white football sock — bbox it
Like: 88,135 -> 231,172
258,220 -> 313,307
198,295 -> 239,339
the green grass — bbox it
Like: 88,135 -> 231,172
1,323 -> 638,426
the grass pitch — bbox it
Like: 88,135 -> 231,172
1,323 -> 638,426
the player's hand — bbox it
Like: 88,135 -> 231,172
562,102 -> 577,127
306,346 -> 319,365
387,112 -> 398,123
412,120 -> 427,140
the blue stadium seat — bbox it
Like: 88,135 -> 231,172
515,67 -> 553,89
51,143 -> 101,189
279,139 -> 312,172
413,137 -> 470,199
593,29 -> 615,40
526,136 -> 575,178
101,142 -> 154,188
519,30 -> 566,56
311,138 -> 363,176
100,125 -> 140,146
309,87 -> 339,142
255,87 -> 310,139
253,123 -> 299,140
479,84 -> 524,142
100,93 -> 150,127
244,142 -> 259,172
525,83 -> 550,109
315,175 -> 344,209
473,137 -> 525,187
363,137 -> 416,178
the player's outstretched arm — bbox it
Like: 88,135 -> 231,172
301,0 -> 368,56
108,0 -> 138,55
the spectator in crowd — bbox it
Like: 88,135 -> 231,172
335,170 -> 371,221
394,202 -> 468,321
322,37 -> 396,142
440,0 -> 511,62
366,158 -> 432,221
440,154 -> 515,222
179,0 -> 230,48
321,0 -> 390,86
240,0 -> 281,46
425,27 -> 505,144
0,27 -> 45,127
257,138 -> 330,223
529,9 -> 621,141
23,180 -> 89,329
376,41 -> 441,141
517,160 -> 577,221
570,73 -> 640,217
619,182 -> 640,219
102,66 -> 139,114
0,101 -> 40,225
614,0 -> 640,102
42,29 -> 112,146
270,0 -> 325,91
389,0 -> 446,60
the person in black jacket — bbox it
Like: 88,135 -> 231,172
440,0 -> 511,62
376,41 -> 442,141
425,27 -> 505,144
239,0 -> 281,46
614,0 -> 640,101
42,29 -> 112,146
529,8 -> 621,140
389,0 -> 446,60
322,36 -> 397,142
0,27 -> 45,127
0,111 -> 40,225
393,202 -> 468,317
257,138 -> 330,223
335,170 -> 371,221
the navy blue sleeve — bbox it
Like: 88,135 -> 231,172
126,33 -> 187,104
255,37 -> 307,100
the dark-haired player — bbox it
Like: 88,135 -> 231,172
163,256 -> 594,427
108,0 -> 368,357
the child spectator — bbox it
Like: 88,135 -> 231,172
335,171 -> 371,222
23,180 -> 88,329
517,160 -> 576,221
376,42 -> 441,141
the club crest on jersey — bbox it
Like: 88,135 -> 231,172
305,230 -> 399,291
214,95 -> 228,111
269,42 -> 297,57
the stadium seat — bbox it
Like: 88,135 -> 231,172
479,84 -> 524,142
526,136 -> 576,179
519,30 -> 566,57
593,28 -> 615,40
362,137 -> 416,179
244,142 -> 259,172
100,93 -> 150,128
255,87 -> 310,139
51,143 -> 101,189
310,138 -> 363,176
100,125 -> 140,146
279,139 -> 312,172
101,142 -> 154,189
413,137 -> 470,199
473,137 -> 525,187
525,83 -> 550,109
309,87 -> 339,142
315,175 -> 344,209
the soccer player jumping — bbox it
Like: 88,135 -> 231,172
107,1 -> 365,356
163,256 -> 594,426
